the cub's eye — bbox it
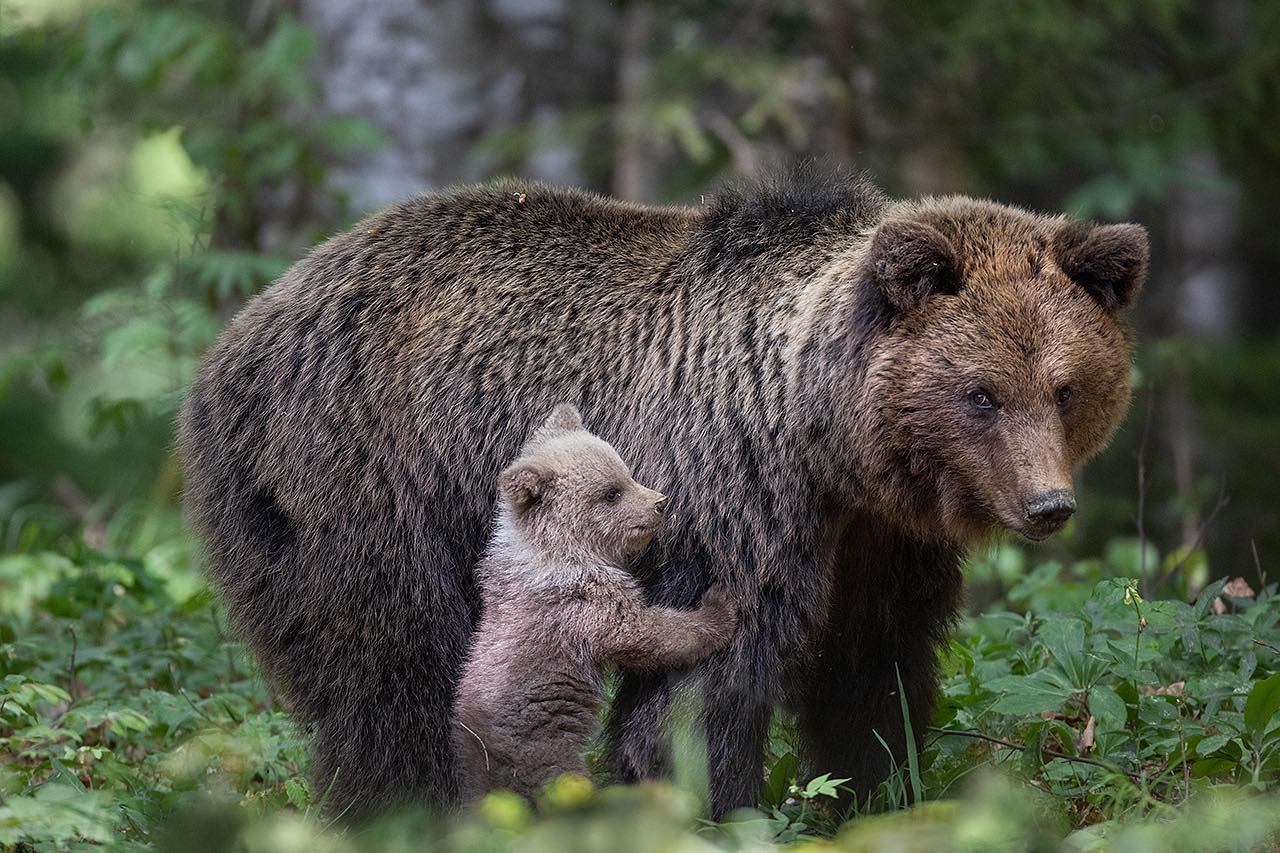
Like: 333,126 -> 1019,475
968,388 -> 998,412
603,487 -> 622,504
1056,385 -> 1074,409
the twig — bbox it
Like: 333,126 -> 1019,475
1253,639 -> 1280,656
1136,382 -> 1153,597
210,606 -> 237,685
1149,481 -> 1230,596
51,475 -> 107,550
1251,539 -> 1266,589
701,109 -> 760,178
68,628 -> 80,703
456,719 -> 491,772
927,726 -> 1141,781
179,688 -> 215,725
1177,698 -> 1190,803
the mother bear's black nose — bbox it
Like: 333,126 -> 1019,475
1025,489 -> 1076,526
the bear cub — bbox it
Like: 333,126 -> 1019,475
452,404 -> 737,802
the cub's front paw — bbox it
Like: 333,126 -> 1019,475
698,583 -> 738,644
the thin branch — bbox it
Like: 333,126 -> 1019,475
1149,480 -> 1230,596
1136,381 -> 1153,597
1178,699 -> 1190,802
67,628 -> 80,704
927,726 -> 1141,781
701,109 -> 760,178
1254,639 -> 1280,656
210,606 -> 238,686
179,688 -> 215,725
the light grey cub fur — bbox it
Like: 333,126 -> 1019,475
451,403 -> 737,801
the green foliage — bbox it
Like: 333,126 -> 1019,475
0,0 -> 377,508
1,523 -> 1278,849
933,570 -> 1280,821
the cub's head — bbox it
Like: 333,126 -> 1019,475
853,198 -> 1148,545
497,404 -> 667,566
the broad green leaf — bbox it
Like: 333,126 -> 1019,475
1089,685 -> 1127,731
284,776 -> 311,809
1040,618 -> 1085,667
1195,578 -> 1230,619
1021,721 -> 1048,778
1196,733 -> 1236,757
761,751 -> 796,809
988,669 -> 1076,717
1244,672 -> 1280,738
1191,757 -> 1240,779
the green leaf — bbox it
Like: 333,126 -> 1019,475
107,708 -> 151,736
1020,721 -> 1049,778
1191,757 -> 1240,779
801,772 -> 849,800
1039,618 -> 1085,667
284,776 -> 311,809
1195,577 -> 1230,619
1195,733 -> 1236,757
0,784 -> 114,845
761,751 -> 796,809
1089,685 -> 1127,731
1244,672 -> 1280,739
988,669 -> 1076,717
897,665 -> 923,805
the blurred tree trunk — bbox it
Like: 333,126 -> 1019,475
811,0 -> 881,170
612,3 -> 658,202
1163,152 -> 1242,559
295,0 -> 617,214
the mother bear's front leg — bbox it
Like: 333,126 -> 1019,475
795,523 -> 963,805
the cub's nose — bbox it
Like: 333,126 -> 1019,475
1025,489 -> 1076,527
653,494 -> 668,515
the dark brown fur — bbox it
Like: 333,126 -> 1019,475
178,171 -> 1146,817
452,405 -> 735,801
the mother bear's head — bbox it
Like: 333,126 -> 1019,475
841,197 -> 1148,545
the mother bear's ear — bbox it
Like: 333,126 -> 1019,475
1054,222 -> 1149,312
864,218 -> 963,313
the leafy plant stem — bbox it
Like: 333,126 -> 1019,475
926,727 -> 1140,781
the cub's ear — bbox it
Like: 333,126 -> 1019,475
529,403 -> 583,445
865,218 -> 962,312
499,459 -> 554,514
1055,222 -> 1148,312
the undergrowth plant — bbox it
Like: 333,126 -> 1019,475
1,513 -> 1278,851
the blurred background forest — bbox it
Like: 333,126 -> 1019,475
2,0 -> 1280,849
3,0 -> 1278,582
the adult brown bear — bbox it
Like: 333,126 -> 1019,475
178,173 -> 1146,818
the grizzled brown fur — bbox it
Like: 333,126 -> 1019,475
178,171 -> 1147,818
452,404 -> 735,801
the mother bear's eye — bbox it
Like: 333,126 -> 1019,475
968,388 -> 999,412
1056,385 -> 1074,410
603,487 -> 622,504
